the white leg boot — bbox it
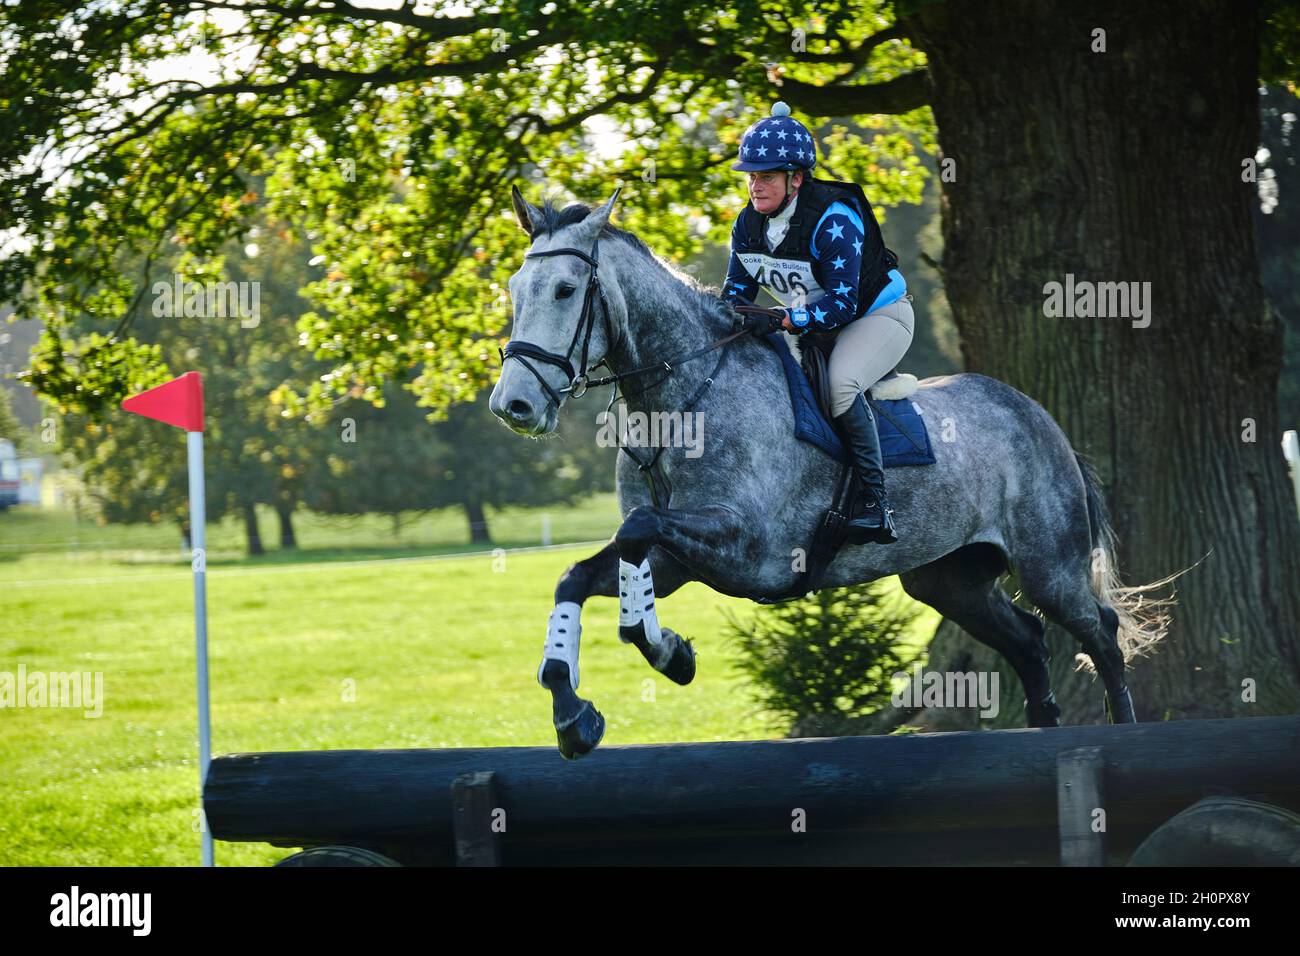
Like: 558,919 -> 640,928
537,601 -> 582,691
618,557 -> 671,669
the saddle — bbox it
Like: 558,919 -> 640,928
798,330 -> 844,413
767,328 -> 934,466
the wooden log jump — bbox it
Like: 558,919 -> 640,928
203,715 -> 1300,865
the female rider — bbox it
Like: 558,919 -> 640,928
721,101 -> 914,544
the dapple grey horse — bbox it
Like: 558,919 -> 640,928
490,186 -> 1167,759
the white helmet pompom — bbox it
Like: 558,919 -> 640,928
771,101 -> 791,118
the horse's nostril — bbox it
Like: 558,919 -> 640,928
507,398 -> 534,421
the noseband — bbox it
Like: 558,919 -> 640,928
499,239 -> 611,407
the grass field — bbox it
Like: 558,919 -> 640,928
0,496 -> 938,866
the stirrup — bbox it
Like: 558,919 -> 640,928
845,495 -> 898,545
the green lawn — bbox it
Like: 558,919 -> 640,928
0,499 -> 938,866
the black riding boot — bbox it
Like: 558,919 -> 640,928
833,393 -> 898,545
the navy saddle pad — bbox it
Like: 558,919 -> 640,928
762,331 -> 936,467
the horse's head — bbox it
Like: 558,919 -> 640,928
489,185 -> 623,436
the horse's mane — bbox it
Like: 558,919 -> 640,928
533,198 -> 734,328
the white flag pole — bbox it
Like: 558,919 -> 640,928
122,371 -> 212,866
188,429 -> 213,867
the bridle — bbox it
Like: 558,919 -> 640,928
497,233 -> 757,509
498,239 -> 613,407
498,236 -> 752,411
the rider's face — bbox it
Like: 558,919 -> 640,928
748,171 -> 797,214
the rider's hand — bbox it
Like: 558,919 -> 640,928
778,307 -> 813,334
762,307 -> 795,332
732,304 -> 780,335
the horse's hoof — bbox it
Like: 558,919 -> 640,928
660,629 -> 696,686
556,700 -> 605,760
1025,692 -> 1062,728
1105,686 -> 1136,724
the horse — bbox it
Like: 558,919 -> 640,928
489,186 -> 1168,759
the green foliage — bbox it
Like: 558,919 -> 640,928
50,204 -> 340,539
27,329 -> 167,420
49,203 -> 616,549
303,382 -> 616,533
725,580 -> 922,735
0,382 -> 21,444
0,0 -> 932,418
1262,0 -> 1300,85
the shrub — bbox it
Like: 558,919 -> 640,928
725,581 -> 924,737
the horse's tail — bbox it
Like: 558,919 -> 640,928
1074,452 -> 1180,667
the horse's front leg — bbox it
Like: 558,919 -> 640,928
539,540 -> 690,760
540,504 -> 752,760
614,503 -> 754,685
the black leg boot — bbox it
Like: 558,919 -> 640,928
833,393 -> 898,545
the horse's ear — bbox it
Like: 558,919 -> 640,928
583,186 -> 622,233
511,184 -> 542,237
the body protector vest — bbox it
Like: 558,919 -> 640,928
734,176 -> 899,323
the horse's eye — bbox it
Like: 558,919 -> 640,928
556,284 -> 576,300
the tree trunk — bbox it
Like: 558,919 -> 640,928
277,505 -> 297,550
243,503 -> 264,557
901,0 -> 1300,723
463,498 -> 491,543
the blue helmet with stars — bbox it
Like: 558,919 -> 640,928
731,101 -> 817,172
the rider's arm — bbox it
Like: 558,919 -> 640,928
802,200 -> 866,331
721,217 -> 759,306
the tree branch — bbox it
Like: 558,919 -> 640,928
798,25 -> 906,64
779,70 -> 930,117
178,0 -> 481,36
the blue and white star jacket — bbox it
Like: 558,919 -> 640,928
721,176 -> 905,331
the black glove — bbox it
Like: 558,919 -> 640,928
731,304 -> 788,336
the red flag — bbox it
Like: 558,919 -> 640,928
121,371 -> 205,432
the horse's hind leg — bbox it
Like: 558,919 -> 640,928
899,544 -> 1061,728
1017,562 -> 1136,724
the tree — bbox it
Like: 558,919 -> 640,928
1,1 -> 929,416
0,383 -> 21,445
898,0 -> 1300,723
60,412 -> 196,537
307,382 -> 616,543
725,583 -> 922,738
1255,83 -> 1300,424
54,208 -> 344,555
